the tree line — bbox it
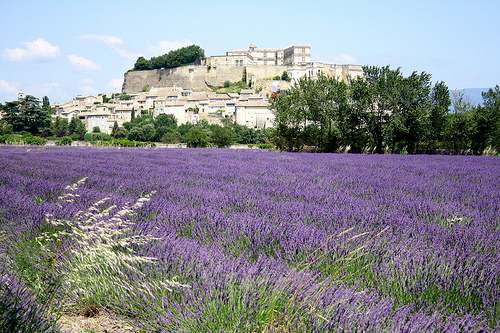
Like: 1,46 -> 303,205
0,96 -> 271,148
270,65 -> 500,154
117,112 -> 271,148
132,45 -> 205,71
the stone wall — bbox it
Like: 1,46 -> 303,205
122,65 -> 288,94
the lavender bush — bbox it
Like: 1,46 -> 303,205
0,146 -> 499,332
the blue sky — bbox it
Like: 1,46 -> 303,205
1,0 -> 498,104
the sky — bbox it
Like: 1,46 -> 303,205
1,0 -> 499,104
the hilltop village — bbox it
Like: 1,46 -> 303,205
52,44 -> 363,134
52,87 -> 274,134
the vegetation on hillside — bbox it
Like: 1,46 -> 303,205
132,45 -> 205,71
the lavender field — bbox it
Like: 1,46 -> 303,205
1,146 -> 499,332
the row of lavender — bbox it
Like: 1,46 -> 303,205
0,146 -> 499,332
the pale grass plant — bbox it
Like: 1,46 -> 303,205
35,177 -> 189,328
257,226 -> 389,333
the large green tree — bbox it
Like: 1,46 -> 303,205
386,71 -> 433,153
426,81 -> 451,150
155,114 -> 177,129
470,85 -> 500,153
3,95 -> 52,136
210,125 -> 236,148
443,90 -> 474,152
185,126 -> 209,148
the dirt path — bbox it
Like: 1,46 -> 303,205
57,310 -> 137,333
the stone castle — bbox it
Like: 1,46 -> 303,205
122,43 -> 363,94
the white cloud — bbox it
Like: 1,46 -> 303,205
77,34 -> 124,47
3,38 -> 60,62
81,85 -> 100,96
116,49 -> 142,60
331,54 -> 357,64
81,78 -> 94,84
39,83 -> 60,95
0,80 -> 19,94
108,78 -> 124,91
77,34 -> 141,61
148,39 -> 193,56
67,54 -> 101,71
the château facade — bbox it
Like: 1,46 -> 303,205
203,43 -> 311,67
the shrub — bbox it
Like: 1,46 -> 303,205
224,80 -> 231,88
84,133 -> 94,142
281,71 -> 291,82
92,133 -> 112,142
92,126 -> 101,133
0,123 -> 13,135
258,143 -> 273,149
55,136 -> 72,146
21,134 -> 47,145
161,132 -> 182,144
111,139 -> 146,147
70,133 -> 80,141
114,127 -> 129,139
0,134 -> 21,145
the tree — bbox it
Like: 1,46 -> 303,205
69,116 -> 86,135
112,121 -> 119,136
269,85 -> 307,151
470,85 -> 500,153
270,74 -> 363,152
481,85 -> 500,151
3,95 -> 52,136
92,126 -> 101,133
427,81 -> 451,150
53,117 -> 69,137
42,96 -> 53,114
133,56 -> 152,71
352,66 -> 402,154
160,129 -> 182,144
443,90 -> 474,152
281,71 -> 291,82
210,125 -> 235,148
185,127 -> 209,147
140,124 -> 156,141
242,67 -> 247,83
155,114 -> 177,129
114,127 -> 129,139
386,71 -> 433,153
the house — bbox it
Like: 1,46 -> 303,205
235,100 -> 274,129
83,111 -> 112,134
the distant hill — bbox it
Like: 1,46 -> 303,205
453,88 -> 490,106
